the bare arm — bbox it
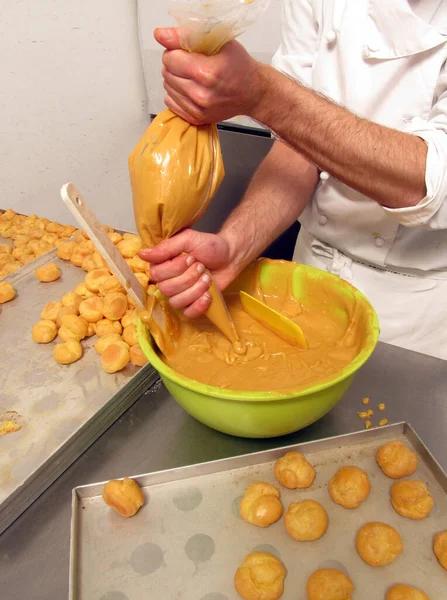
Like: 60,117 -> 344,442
156,31 -> 427,209
253,67 -> 427,209
220,140 -> 318,273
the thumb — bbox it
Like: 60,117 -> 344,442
154,27 -> 183,50
138,230 -> 195,264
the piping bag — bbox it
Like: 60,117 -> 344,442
129,0 -> 270,348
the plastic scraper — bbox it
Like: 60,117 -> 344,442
240,290 -> 308,349
60,182 -> 173,356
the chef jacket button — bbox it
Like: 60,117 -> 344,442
320,171 -> 330,181
319,215 -> 328,226
326,30 -> 337,44
375,236 -> 385,247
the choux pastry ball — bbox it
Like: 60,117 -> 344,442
123,324 -> 138,347
4,261 -> 21,275
386,584 -> 429,600
102,292 -> 128,321
74,282 -> 95,299
356,522 -> 403,566
0,244 -> 12,254
35,262 -> 61,282
40,300 -> 62,321
274,451 -> 315,489
239,482 -> 283,527
95,318 -> 122,337
284,499 -> 328,541
56,240 -> 77,261
328,466 -> 370,509
56,306 -> 78,327
84,268 -> 111,293
54,339 -> 83,365
391,480 -> 434,520
234,552 -> 286,600
376,441 -> 418,479
79,296 -> 104,323
121,309 -> 138,328
86,322 -> 96,337
102,477 -> 144,517
434,530 -> 447,570
101,341 -> 130,373
130,344 -> 148,366
98,274 -> 125,296
32,320 -> 58,344
58,314 -> 88,342
0,282 -> 16,304
61,291 -> 82,312
134,272 -> 149,289
306,568 -> 354,600
117,237 -> 143,258
94,333 -> 123,355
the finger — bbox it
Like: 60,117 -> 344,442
149,254 -> 196,281
163,82 -> 205,122
162,49 -> 196,78
158,262 -> 206,297
138,231 -> 195,264
169,273 -> 212,310
164,93 -> 201,124
163,68 -> 207,106
154,27 -> 182,50
183,292 -> 212,319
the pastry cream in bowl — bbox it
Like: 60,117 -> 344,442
138,259 -> 379,438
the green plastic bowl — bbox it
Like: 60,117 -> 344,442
138,259 -> 380,438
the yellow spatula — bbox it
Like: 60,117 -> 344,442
240,291 -> 307,349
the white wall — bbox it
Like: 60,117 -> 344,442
0,0 -> 149,231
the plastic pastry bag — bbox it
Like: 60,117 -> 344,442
129,0 -> 270,248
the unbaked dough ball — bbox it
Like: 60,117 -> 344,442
32,320 -> 58,344
79,296 -> 104,323
102,477 -> 144,517
329,466 -> 370,509
61,291 -> 82,312
234,552 -> 286,600
386,584 -> 429,600
53,339 -> 83,364
101,341 -> 130,373
239,482 -> 283,527
274,451 -> 315,489
103,292 -> 128,321
130,344 -> 148,367
285,499 -> 328,541
306,568 -> 354,600
434,531 -> 447,570
391,480 -> 434,520
122,324 -> 138,347
56,306 -> 78,327
94,333 -> 123,355
95,318 -> 122,337
0,282 -> 16,304
376,441 -> 418,479
40,301 -> 62,321
58,314 -> 88,342
35,262 -> 61,282
356,522 -> 403,566
98,274 -> 125,296
84,268 -> 111,293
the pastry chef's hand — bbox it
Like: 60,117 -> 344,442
154,27 -> 267,125
139,229 -> 240,319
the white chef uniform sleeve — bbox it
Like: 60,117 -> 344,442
382,64 -> 447,229
271,0 -> 318,86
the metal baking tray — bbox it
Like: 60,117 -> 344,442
0,249 -> 158,535
70,423 -> 447,600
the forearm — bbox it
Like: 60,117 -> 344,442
220,140 -> 318,272
252,67 -> 427,209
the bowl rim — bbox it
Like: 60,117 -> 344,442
138,262 -> 380,402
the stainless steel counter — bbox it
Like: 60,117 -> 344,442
1,341 -> 446,600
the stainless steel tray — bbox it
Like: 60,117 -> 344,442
0,249 -> 158,535
70,423 -> 447,600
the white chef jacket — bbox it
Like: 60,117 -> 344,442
271,0 -> 447,360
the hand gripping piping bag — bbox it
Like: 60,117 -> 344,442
129,0 -> 270,350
